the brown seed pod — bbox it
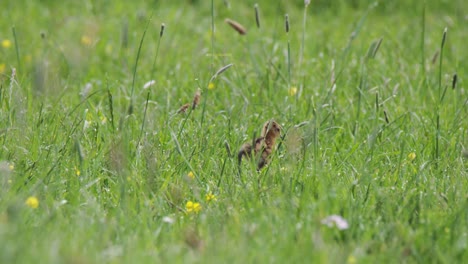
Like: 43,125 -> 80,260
225,18 -> 247,35
192,89 -> 201,109
177,103 -> 190,114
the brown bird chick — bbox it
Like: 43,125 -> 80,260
237,136 -> 264,166
238,120 -> 282,171
258,120 -> 282,170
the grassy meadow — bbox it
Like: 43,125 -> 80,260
1,0 -> 467,263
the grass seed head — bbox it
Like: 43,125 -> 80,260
254,4 -> 260,29
452,73 -> 457,90
441,27 -> 447,49
177,103 -> 190,114
192,89 -> 201,109
160,23 -> 165,37
431,50 -> 439,64
225,18 -> 247,35
383,110 -> 389,124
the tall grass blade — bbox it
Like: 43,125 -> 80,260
151,23 -> 165,78
128,14 -> 153,115
12,27 -> 21,73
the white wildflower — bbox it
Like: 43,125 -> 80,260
143,80 -> 156,89
321,215 -> 349,230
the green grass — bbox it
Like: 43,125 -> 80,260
1,0 -> 467,263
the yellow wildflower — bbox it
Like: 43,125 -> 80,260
8,163 -> 14,171
81,35 -> 92,46
74,166 -> 81,176
1,40 -> 12,48
205,192 -> 217,202
0,63 -> 6,74
186,201 -> 201,213
208,82 -> 215,90
347,255 -> 357,264
407,152 -> 416,162
288,86 -> 298,96
25,196 -> 39,209
187,171 -> 195,179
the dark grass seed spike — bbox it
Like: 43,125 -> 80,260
372,38 -> 383,57
366,40 -> 377,59
151,22 -> 165,80
285,14 -> 290,33
431,51 -> 439,65
441,27 -> 447,49
440,85 -> 449,103
375,93 -> 379,112
107,87 -> 115,133
254,4 -> 260,29
383,110 -> 389,124
366,38 -> 383,59
438,27 -> 447,99
452,73 -> 457,90
160,23 -> 165,37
